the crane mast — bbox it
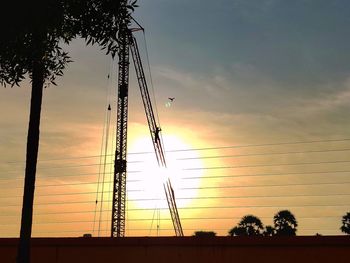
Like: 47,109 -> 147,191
111,15 -> 130,238
111,6 -> 183,237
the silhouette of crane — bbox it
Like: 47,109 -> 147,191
111,3 -> 183,237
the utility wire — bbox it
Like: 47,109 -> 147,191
2,167 -> 350,187
1,205 -> 346,218
2,138 -> 350,165
2,190 -> 350,202
182,160 -> 350,171
125,203 -> 350,212
3,157 -> 350,182
0,215 -> 343,227
1,179 -> 350,200
2,193 -> 350,208
177,148 -> 350,161
2,183 -> 350,207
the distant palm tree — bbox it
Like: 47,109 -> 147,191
263,225 -> 275,236
229,215 -> 264,236
273,210 -> 298,236
340,212 -> 350,234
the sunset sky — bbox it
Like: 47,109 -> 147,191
1,0 -> 350,237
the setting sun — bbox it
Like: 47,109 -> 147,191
127,134 -> 204,210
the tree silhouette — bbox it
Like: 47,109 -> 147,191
193,231 -> 217,237
1,1 -> 137,262
340,212 -> 350,234
263,225 -> 275,236
229,215 -> 264,236
273,210 -> 298,236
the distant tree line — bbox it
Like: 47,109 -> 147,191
341,212 -> 350,235
229,210 -> 297,237
193,211 -> 350,236
193,231 -> 217,237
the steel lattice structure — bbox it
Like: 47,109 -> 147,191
111,2 -> 183,237
111,19 -> 130,237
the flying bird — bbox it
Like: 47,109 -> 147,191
168,97 -> 175,102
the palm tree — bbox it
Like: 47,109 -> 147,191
273,210 -> 298,236
340,212 -> 350,234
263,225 -> 275,236
229,215 -> 264,236
1,1 -> 136,262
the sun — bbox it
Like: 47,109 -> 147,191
126,134 -> 204,210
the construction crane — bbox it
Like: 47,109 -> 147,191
111,4 -> 183,237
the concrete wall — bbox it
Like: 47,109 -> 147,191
1,236 -> 349,263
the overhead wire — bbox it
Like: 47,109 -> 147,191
1,173 -> 350,198
177,147 -> 350,161
2,167 -> 350,188
2,137 -> 350,166
1,207 -> 346,219
2,182 -> 350,207
2,145 -> 350,177
182,160 -> 350,171
2,139 -> 350,236
0,215 -> 344,227
0,215 -> 343,223
2,188 -> 350,202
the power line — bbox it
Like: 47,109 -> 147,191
0,215 -> 343,227
1,161 -> 143,174
163,138 -> 350,153
1,180 -> 350,200
182,170 -> 350,181
4,180 -> 350,200
2,138 -> 350,165
3,158 -> 350,184
126,204 -> 350,212
1,205 -> 347,219
0,170 -> 141,182
0,191 -> 350,201
182,160 -> 350,171
181,181 -> 350,190
2,193 -> 350,208
177,148 -> 350,161
2,167 -> 350,186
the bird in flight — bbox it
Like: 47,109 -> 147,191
168,97 -> 175,102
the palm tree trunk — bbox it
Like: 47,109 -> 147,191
17,54 -> 44,263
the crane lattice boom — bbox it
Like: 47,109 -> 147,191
111,10 -> 183,237
129,34 -> 184,236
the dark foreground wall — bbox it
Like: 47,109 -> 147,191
1,236 -> 349,263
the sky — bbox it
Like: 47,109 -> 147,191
1,0 -> 350,237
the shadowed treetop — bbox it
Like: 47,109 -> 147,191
273,210 -> 298,236
229,215 -> 264,236
340,212 -> 350,235
0,0 -> 137,87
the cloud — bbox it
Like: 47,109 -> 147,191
294,77 -> 350,115
151,63 -> 350,145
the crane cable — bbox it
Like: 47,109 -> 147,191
142,30 -> 161,125
92,58 -> 115,236
106,58 -> 118,236
140,28 -> 166,234
140,30 -> 168,167
97,104 -> 112,236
